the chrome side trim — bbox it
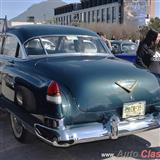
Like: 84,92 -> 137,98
34,113 -> 160,148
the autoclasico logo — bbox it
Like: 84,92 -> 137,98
101,149 -> 160,159
141,149 -> 160,159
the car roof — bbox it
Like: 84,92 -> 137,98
6,24 -> 98,44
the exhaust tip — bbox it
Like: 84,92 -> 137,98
34,123 -> 74,147
52,140 -> 74,147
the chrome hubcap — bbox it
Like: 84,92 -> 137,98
11,114 -> 23,138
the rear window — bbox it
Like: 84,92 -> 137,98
122,43 -> 137,54
24,35 -> 110,56
25,38 -> 45,56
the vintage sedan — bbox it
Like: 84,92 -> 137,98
0,24 -> 160,147
111,40 -> 137,62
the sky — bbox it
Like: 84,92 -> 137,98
0,0 -> 80,19
0,0 -> 159,20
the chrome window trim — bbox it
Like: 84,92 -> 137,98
27,53 -> 112,60
39,37 -> 49,56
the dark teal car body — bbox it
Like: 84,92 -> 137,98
0,25 -> 159,147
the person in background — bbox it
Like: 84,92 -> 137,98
149,33 -> 160,74
135,40 -> 140,46
111,35 -> 116,40
136,29 -> 159,69
97,32 -> 112,50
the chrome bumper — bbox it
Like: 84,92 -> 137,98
34,113 -> 160,147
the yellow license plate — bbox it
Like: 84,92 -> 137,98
122,101 -> 146,119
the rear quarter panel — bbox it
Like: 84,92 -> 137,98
1,60 -> 63,119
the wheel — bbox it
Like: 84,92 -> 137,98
10,113 -> 30,143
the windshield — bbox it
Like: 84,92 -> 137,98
24,35 -> 110,56
122,43 -> 137,54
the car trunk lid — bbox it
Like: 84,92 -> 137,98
35,56 -> 160,114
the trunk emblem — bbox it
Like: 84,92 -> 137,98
115,80 -> 137,93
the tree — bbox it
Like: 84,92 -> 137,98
148,17 -> 160,32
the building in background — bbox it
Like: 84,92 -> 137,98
54,0 -> 155,27
147,0 -> 156,19
55,0 -> 122,26
123,0 -> 147,26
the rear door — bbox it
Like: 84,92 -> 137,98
0,35 -> 22,101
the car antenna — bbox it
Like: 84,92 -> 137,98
0,15 -> 8,35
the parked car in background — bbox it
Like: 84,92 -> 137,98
111,40 -> 138,62
0,24 -> 160,148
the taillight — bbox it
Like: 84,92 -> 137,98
46,81 -> 62,104
47,81 -> 60,96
